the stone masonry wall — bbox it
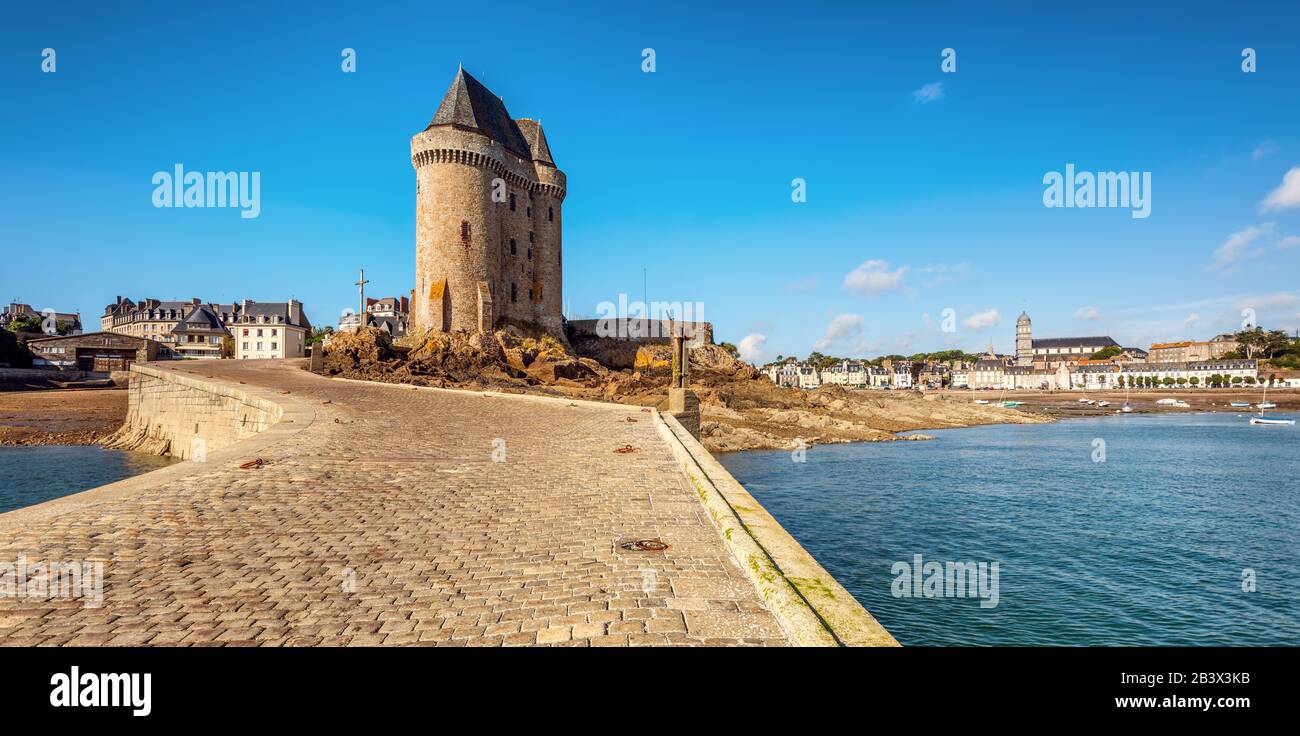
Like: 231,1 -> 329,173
410,125 -> 565,338
102,364 -> 282,460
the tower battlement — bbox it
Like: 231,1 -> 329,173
410,68 -> 566,338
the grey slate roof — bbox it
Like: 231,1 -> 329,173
427,68 -> 548,163
515,118 -> 554,165
1032,336 -> 1118,349
170,305 -> 226,334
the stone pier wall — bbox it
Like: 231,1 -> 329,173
102,363 -> 283,460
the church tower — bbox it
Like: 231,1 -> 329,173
1016,311 -> 1033,366
409,68 -> 566,338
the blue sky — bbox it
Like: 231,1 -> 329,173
4,0 -> 1299,362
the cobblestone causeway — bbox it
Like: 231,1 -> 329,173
0,361 -> 792,646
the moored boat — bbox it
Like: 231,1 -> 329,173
1249,417 -> 1295,426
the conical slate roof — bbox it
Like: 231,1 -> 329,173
426,68 -> 548,162
515,119 -> 554,165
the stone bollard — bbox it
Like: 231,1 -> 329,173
668,386 -> 701,438
667,332 -> 700,438
309,344 -> 325,372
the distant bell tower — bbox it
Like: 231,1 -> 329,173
1016,311 -> 1033,366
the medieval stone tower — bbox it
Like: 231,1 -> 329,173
1016,311 -> 1033,366
410,68 -> 566,337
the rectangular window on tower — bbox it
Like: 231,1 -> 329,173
461,221 -> 471,244
548,207 -> 553,222
509,193 -> 516,211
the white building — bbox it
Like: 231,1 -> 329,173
1116,359 -> 1257,388
950,370 -> 969,388
821,361 -> 866,388
232,300 -> 313,360
867,365 -> 891,388
797,365 -> 821,389
891,364 -> 913,389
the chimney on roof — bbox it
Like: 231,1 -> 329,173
289,299 -> 301,326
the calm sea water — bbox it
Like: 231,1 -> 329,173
0,446 -> 176,514
718,412 -> 1300,646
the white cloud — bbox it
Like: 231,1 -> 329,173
843,260 -> 907,297
737,333 -> 767,362
1252,141 -> 1279,160
813,313 -> 864,350
962,308 -> 1001,330
1184,313 -> 1199,329
1210,223 -> 1275,269
912,82 -> 944,103
1260,166 -> 1300,212
1280,235 -> 1300,250
1074,306 -> 1101,321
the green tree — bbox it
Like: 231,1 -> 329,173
1189,376 -> 1199,388
1091,346 -> 1123,360
719,342 -> 739,359
1162,377 -> 1175,387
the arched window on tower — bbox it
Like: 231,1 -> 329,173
511,283 -> 517,303
510,238 -> 516,255
548,207 -> 553,222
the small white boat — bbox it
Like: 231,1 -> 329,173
1097,401 -> 1110,407
973,399 -> 990,405
1250,417 -> 1295,426
1256,386 -> 1277,410
1173,401 -> 1190,408
1230,402 -> 1251,408
1077,398 -> 1091,404
1121,405 -> 1133,413
1156,398 -> 1178,405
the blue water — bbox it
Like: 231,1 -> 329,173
0,446 -> 176,514
718,413 -> 1300,646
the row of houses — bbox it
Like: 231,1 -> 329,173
1,302 -> 83,335
763,354 -> 1293,392
764,359 -> 935,390
101,296 -> 313,360
968,356 -> 1276,390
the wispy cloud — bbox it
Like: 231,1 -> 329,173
1252,141 -> 1279,160
813,313 -> 864,350
737,333 -> 767,362
843,260 -> 907,297
962,308 -> 1001,330
1183,313 -> 1199,329
1209,223 -> 1275,270
1260,166 -> 1300,212
1074,306 -> 1101,321
1280,235 -> 1300,250
911,82 -> 944,103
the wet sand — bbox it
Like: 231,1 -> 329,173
0,388 -> 128,445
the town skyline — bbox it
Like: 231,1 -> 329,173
5,1 -> 1300,362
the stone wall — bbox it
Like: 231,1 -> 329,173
567,319 -> 713,347
102,364 -> 282,460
